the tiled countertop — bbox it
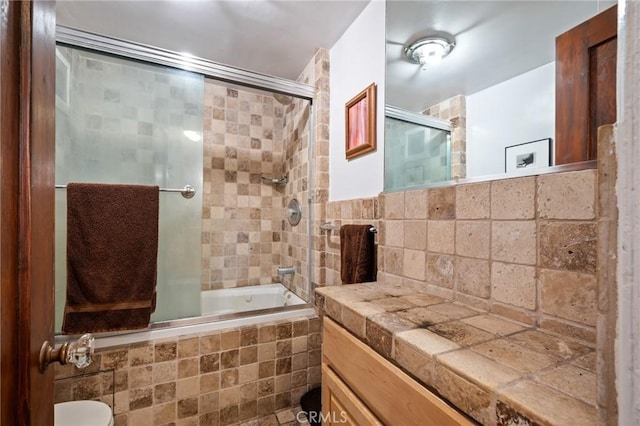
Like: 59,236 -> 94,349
315,283 -> 597,426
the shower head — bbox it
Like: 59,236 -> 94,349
273,93 -> 292,105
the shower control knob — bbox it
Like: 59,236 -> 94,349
287,199 -> 302,226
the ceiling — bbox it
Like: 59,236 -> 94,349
386,0 -> 617,112
57,1 -> 617,113
56,0 -> 371,81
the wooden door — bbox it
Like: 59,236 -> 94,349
555,5 -> 617,164
0,0 -> 56,424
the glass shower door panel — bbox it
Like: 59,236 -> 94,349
54,46 -> 203,331
384,117 -> 451,191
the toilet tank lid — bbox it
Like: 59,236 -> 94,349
54,401 -> 113,426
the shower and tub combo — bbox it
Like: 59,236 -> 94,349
52,26 -> 319,424
54,26 -> 315,333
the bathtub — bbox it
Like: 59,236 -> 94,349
57,283 -> 314,349
202,283 -> 305,316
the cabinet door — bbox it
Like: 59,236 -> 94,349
322,364 -> 382,426
322,317 -> 473,426
555,5 -> 617,164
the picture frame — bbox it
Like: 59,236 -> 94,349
504,138 -> 552,173
345,83 -> 377,160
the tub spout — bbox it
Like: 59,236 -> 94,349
277,266 -> 295,275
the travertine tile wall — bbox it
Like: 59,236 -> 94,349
423,95 -> 466,179
280,94 -> 310,299
201,49 -> 328,300
289,49 -> 331,296
278,48 -> 330,301
309,49 -> 332,294
323,198 -> 380,286
375,169 -> 598,343
596,125 -> 617,424
54,317 -> 322,426
324,170 -> 597,343
201,81 -> 285,290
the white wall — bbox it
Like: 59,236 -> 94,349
467,62 -> 555,177
329,0 -> 385,201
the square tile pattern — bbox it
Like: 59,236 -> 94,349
54,318 -> 322,426
323,169 -> 597,343
317,283 -> 597,426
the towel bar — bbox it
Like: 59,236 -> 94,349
55,184 -> 196,199
320,222 -> 377,233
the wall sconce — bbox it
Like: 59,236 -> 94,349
404,36 -> 455,68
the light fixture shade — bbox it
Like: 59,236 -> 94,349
405,37 -> 455,67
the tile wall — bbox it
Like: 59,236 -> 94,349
284,49 -> 331,299
279,95 -> 309,299
423,94 -> 466,179
200,48 -> 329,299
323,198 -> 380,287
54,317 -> 322,426
595,125 -> 617,423
201,81 -> 285,291
324,169 -> 598,344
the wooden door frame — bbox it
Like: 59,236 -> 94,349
555,4 -> 617,164
1,1 -> 56,424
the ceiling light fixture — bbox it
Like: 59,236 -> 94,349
404,36 -> 455,68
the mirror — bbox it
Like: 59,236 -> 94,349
385,0 -> 616,182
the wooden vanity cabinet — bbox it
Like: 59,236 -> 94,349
321,317 -> 473,426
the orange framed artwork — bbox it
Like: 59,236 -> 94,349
345,83 -> 377,160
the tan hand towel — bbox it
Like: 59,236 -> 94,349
340,224 -> 376,284
62,183 -> 159,334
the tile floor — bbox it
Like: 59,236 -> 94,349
241,406 -> 310,426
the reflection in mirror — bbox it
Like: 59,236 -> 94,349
384,106 -> 452,190
385,0 -> 617,181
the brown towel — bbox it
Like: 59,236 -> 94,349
340,224 -> 376,284
62,183 -> 160,334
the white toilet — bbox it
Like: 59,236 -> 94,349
54,401 -> 114,426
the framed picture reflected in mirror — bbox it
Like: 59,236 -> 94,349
505,138 -> 552,173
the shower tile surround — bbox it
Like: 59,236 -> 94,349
423,94 -> 466,179
201,81 -> 286,291
201,48 -> 330,301
54,49 -> 329,426
54,317 -> 322,426
289,48 -> 331,302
